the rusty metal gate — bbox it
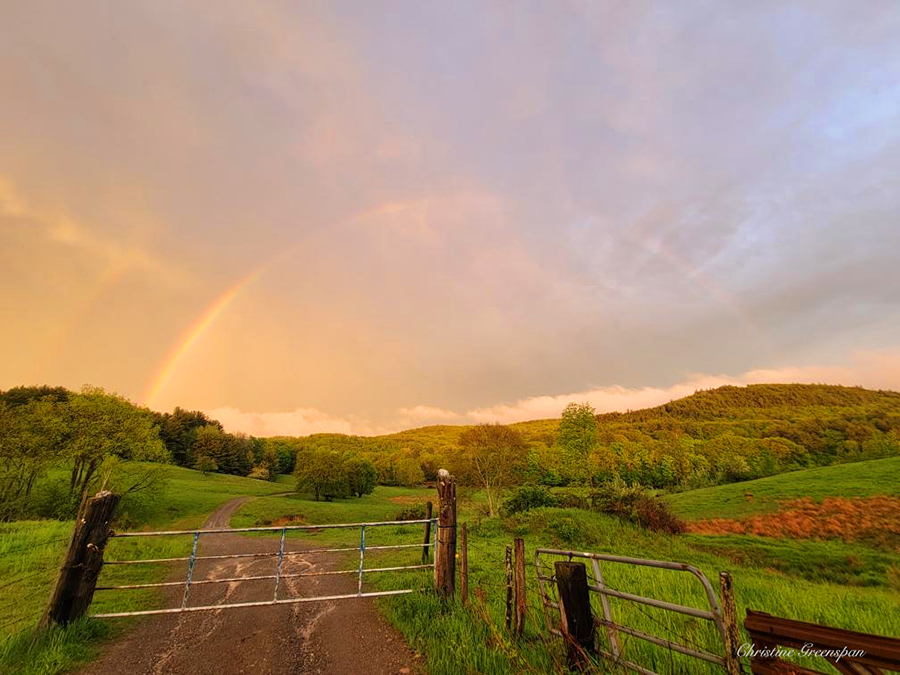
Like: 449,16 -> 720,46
535,547 -> 737,674
90,517 -> 437,618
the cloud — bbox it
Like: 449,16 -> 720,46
0,178 -> 186,287
209,347 -> 900,436
396,405 -> 461,421
205,406 -> 357,437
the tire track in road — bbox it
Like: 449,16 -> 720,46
78,497 -> 420,675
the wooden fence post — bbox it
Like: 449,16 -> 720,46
460,522 -> 469,605
555,561 -> 595,670
719,572 -> 742,675
505,544 -> 513,628
422,501 -> 433,565
434,469 -> 456,597
513,537 -> 526,636
40,490 -> 120,628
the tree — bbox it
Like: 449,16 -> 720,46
556,402 -> 599,485
294,450 -> 348,501
345,457 -> 377,497
155,407 -> 222,466
458,423 -> 526,517
194,455 -> 218,475
63,387 -> 168,497
0,399 -> 66,519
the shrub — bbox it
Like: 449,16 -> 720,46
555,489 -> 588,510
501,485 -> 558,515
248,465 -> 270,481
590,478 -> 685,534
395,504 -> 427,521
548,515 -> 581,544
633,496 -> 686,534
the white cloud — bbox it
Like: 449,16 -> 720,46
206,406 -> 356,437
208,347 -> 900,436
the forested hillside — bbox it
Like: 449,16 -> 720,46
2,383 -> 898,523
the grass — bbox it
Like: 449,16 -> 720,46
4,459 -> 899,674
228,483 -> 900,675
664,456 -> 900,520
0,463 -> 287,675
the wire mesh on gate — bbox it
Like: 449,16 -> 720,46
534,548 -> 734,675
91,517 -> 438,618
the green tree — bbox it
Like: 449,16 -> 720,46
0,399 -> 66,519
345,457 -> 377,497
194,454 -> 218,475
294,450 -> 348,501
556,402 -> 598,485
63,387 -> 168,497
457,423 -> 526,517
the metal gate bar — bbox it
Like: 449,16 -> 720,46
534,547 -> 729,674
92,517 -> 437,618
91,589 -> 416,618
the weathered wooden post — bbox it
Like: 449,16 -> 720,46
40,490 -> 120,628
505,544 -> 514,628
422,501 -> 433,565
434,469 -> 456,597
555,561 -> 595,670
719,572 -> 742,675
513,537 -> 526,636
460,522 -> 469,605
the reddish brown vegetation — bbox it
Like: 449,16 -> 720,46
687,496 -> 900,549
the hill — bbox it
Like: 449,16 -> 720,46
665,455 -> 900,520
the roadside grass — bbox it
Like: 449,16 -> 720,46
231,486 -> 900,675
664,456 -> 900,521
0,463 -> 286,675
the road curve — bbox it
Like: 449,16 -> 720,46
77,497 -> 421,675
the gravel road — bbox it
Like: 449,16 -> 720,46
77,497 -> 421,675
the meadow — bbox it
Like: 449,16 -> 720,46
226,466 -> 900,674
0,465 -> 286,675
2,458 -> 898,674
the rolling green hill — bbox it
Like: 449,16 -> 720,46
665,455 -> 900,520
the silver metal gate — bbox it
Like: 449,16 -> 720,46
535,547 -> 734,674
91,517 -> 436,618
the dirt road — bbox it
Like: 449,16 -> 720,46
78,498 -> 420,675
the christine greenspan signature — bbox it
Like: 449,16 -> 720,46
738,643 -> 865,662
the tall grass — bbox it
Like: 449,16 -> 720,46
231,490 -> 900,674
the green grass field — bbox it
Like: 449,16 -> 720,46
665,456 -> 900,520
228,478 -> 900,675
3,458 -> 899,675
0,464 -> 286,675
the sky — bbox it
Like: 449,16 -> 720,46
1,1 -> 899,436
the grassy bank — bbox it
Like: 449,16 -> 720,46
664,456 -> 900,520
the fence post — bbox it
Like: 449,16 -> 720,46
422,501 -> 433,565
555,561 -> 595,670
513,537 -> 526,636
460,522 -> 469,605
434,469 -> 456,597
505,544 -> 513,628
719,572 -> 742,675
40,490 -> 120,628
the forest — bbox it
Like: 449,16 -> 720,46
1,383 -> 898,522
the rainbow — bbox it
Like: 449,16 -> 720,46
141,268 -> 262,409
140,201 -> 421,410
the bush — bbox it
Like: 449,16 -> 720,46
395,504 -> 427,521
555,489 -> 588,510
248,465 -> 271,481
501,485 -> 558,515
590,478 -> 686,534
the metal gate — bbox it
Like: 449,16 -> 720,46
91,517 -> 437,618
535,547 -> 736,674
